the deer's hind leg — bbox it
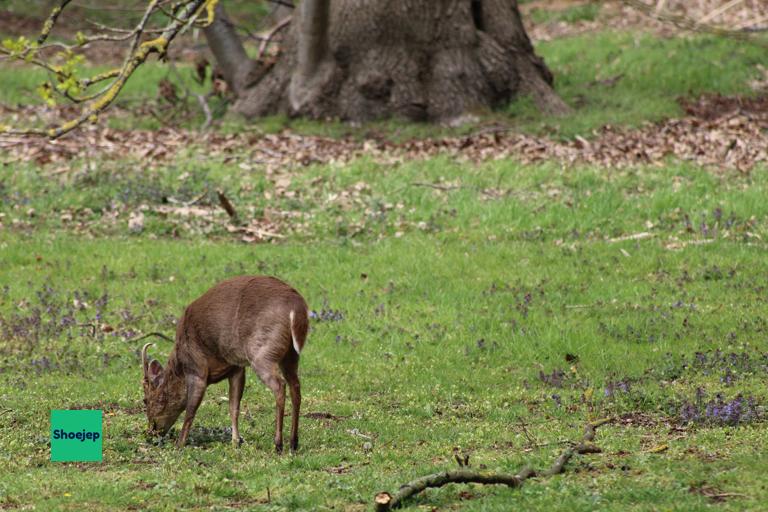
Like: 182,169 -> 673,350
250,356 -> 287,453
280,349 -> 301,453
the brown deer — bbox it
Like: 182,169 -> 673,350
141,276 -> 309,451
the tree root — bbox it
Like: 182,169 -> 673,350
373,418 -> 612,511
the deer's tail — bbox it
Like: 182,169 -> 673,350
289,309 -> 308,355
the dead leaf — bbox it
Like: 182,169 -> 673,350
128,211 -> 144,233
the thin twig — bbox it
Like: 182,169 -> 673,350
195,94 -> 213,130
76,323 -> 98,337
85,19 -> 165,34
410,182 -> 462,191
129,332 -> 175,344
257,16 -> 292,60
167,189 -> 209,207
518,420 -> 537,447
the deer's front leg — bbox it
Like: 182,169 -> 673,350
177,374 -> 207,447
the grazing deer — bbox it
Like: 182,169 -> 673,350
141,276 -> 309,451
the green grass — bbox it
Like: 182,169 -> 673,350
0,61 -> 211,133
1,151 -> 768,510
4,150 -> 768,244
509,31 -> 767,138
529,2 -> 602,24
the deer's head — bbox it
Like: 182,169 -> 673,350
142,343 -> 186,436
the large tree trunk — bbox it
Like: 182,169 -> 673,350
207,0 -> 568,123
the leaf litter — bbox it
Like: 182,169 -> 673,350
2,93 -> 766,173
1,93 -> 767,242
522,0 -> 768,42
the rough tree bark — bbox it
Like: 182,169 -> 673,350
204,0 -> 569,123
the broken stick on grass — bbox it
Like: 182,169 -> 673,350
373,418 -> 612,511
216,189 -> 240,224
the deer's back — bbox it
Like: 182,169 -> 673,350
178,276 -> 307,367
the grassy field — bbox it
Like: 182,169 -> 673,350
2,153 -> 768,510
2,2 -> 768,511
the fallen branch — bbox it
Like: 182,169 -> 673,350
167,189 -> 209,207
542,418 -> 609,477
374,418 -> 611,511
608,232 -> 653,243
409,181 -> 462,191
374,468 -> 535,511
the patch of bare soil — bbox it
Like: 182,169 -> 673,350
616,411 -> 665,429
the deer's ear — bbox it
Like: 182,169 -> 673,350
148,359 -> 164,388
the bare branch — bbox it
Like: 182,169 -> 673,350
128,0 -> 163,57
258,16 -> 292,60
85,19 -> 165,34
1,0 -> 209,139
37,0 -> 75,46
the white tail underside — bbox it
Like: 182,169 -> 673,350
289,310 -> 301,354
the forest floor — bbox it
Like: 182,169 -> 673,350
1,1 -> 768,511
